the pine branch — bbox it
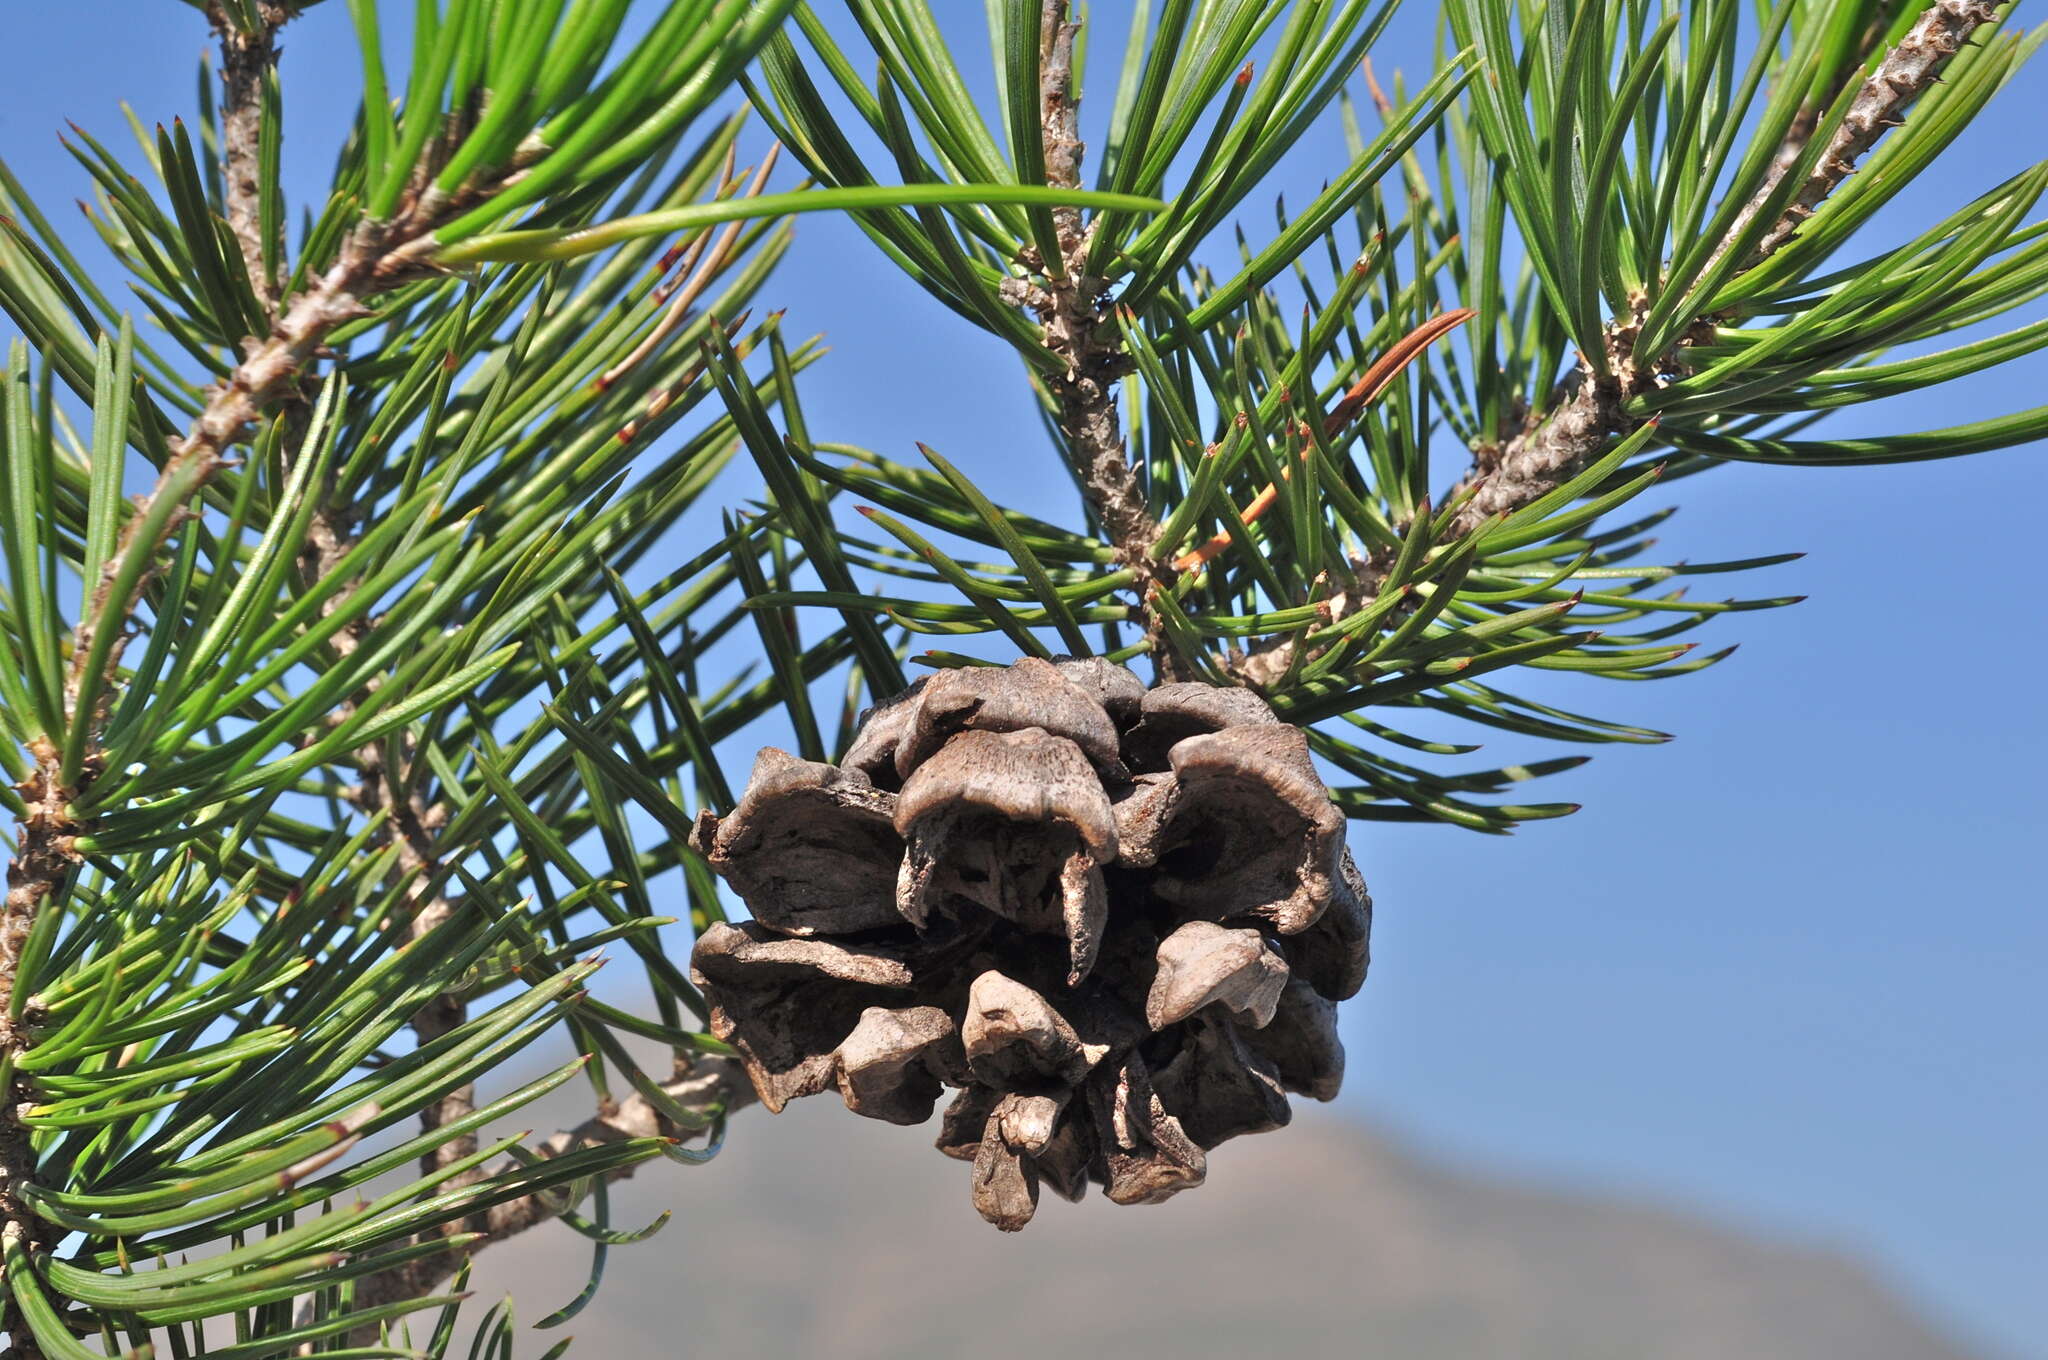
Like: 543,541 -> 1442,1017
229,12 -> 469,1201
1713,10 -> 1894,273
4,192 -> 386,1360
1179,310 -> 1475,577
1443,354 -> 1627,541
1445,0 -> 2003,541
309,153 -> 792,1318
348,1059 -> 751,1319
268,148 -> 787,1331
335,605 -> 489,1243
298,502 -> 490,1259
1035,2 -> 1149,552
377,799 -> 481,1216
0,768 -> 65,1360
0,10 -> 860,1352
1002,0 -> 1181,674
1221,2 -> 2006,694
1,59 -> 560,1352
1220,312 -> 1476,689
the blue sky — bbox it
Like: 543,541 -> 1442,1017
5,5 -> 2043,1357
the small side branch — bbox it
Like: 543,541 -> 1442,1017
1033,1 -> 1156,557
1007,1 -> 1176,669
348,1060 -> 752,1316
1730,0 -> 2002,267
1450,0 -> 2000,540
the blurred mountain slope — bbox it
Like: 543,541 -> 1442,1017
460,1082 -> 1982,1360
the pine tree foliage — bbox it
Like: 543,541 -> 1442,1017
0,0 -> 2039,1355
747,0 -> 2043,828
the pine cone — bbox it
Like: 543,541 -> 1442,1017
688,657 -> 1370,1230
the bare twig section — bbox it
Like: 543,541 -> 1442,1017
300,140 -> 786,1315
2,744 -> 72,1002
1001,1 -> 1175,668
379,797 -> 482,1211
1444,364 -> 1623,542
1727,0 -> 2002,267
348,1059 -> 753,1315
1736,11 -> 1894,237
301,179 -> 775,1315
1034,1 -> 1157,556
293,518 -> 513,1327
303,509 -> 473,1181
209,2 -> 298,309
0,743 -> 69,1360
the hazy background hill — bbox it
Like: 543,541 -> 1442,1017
462,1083 -> 1985,1360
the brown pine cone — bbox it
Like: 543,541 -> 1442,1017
688,656 -> 1369,1230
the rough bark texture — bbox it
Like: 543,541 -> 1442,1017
214,3 -> 297,309
1034,3 -> 1156,557
350,719 -> 484,1218
690,658 -> 1370,1230
1444,353 -> 1632,543
0,749 -> 67,1360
